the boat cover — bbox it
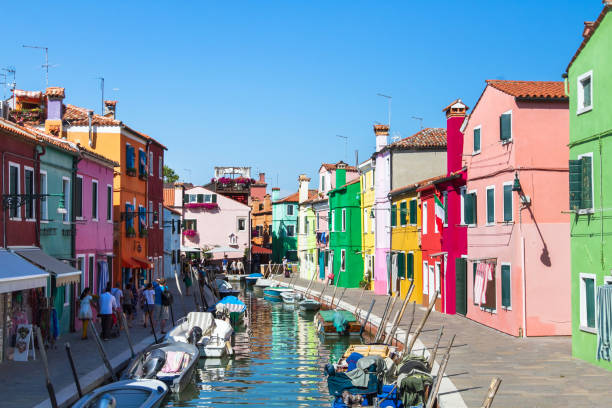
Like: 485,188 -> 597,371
327,370 -> 379,397
187,312 -> 216,336
397,371 -> 433,407
319,310 -> 357,323
345,355 -> 386,388
216,296 -> 246,313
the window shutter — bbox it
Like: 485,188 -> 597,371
585,278 -> 595,328
472,262 -> 478,304
487,188 -> 494,224
581,156 -> 593,209
501,264 -> 511,307
212,194 -> 217,203
503,185 -> 512,221
465,193 -> 474,225
397,252 -> 405,278
409,200 -> 417,224
474,128 -> 481,151
500,113 -> 511,141
400,202 -> 407,226
197,194 -> 204,203
569,160 -> 582,211
391,204 -> 397,227
407,253 -> 414,280
75,177 -> 83,218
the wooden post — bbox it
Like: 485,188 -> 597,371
89,320 -> 118,381
354,284 -> 368,316
170,303 -> 175,327
35,326 -> 58,408
329,268 -> 343,308
407,291 -> 438,354
386,284 -> 415,345
318,277 -> 330,306
427,325 -> 444,370
373,296 -> 392,344
335,288 -> 347,309
378,295 -> 398,344
146,303 -> 159,344
359,299 -> 376,337
481,377 -> 502,408
119,311 -> 135,358
65,343 -> 83,398
174,270 -> 188,318
425,334 -> 455,408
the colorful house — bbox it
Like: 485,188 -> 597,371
272,188 -> 303,263
251,192 -> 273,266
297,175 -> 317,280
163,206 -> 182,279
328,163 -> 363,288
359,159 -> 375,290
462,80 -> 570,337
146,134 -> 167,280
566,2 -> 612,368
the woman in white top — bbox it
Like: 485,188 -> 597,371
143,282 -> 156,330
78,287 -> 94,340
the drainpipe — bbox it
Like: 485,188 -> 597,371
521,235 -> 526,338
70,152 -> 81,333
34,144 -> 46,248
87,110 -> 93,147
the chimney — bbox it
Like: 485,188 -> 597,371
335,161 -> 347,188
44,87 -> 65,137
271,187 -> 280,202
583,21 -> 595,38
442,99 -> 468,174
298,174 -> 311,203
104,100 -> 117,119
258,173 -> 266,183
374,124 -> 389,152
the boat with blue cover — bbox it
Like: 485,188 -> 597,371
244,273 -> 262,286
216,295 -> 247,326
263,286 -> 294,302
315,310 -> 361,336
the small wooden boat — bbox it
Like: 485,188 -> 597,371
315,310 -> 362,336
263,286 -> 293,302
298,298 -> 321,311
122,342 -> 199,393
254,278 -> 275,288
335,344 -> 396,372
166,312 -> 234,358
227,274 -> 243,282
72,379 -> 168,408
280,291 -> 303,304
216,279 -> 241,298
244,273 -> 263,286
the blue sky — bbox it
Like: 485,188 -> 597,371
0,1 -> 601,195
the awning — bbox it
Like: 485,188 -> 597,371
252,245 -> 272,255
428,251 -> 448,258
13,247 -> 81,286
132,256 -> 154,269
0,249 -> 48,294
122,257 -> 138,268
181,246 -> 201,253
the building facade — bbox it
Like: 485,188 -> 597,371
359,159 -> 376,290
297,175 -> 317,280
163,206 -> 182,279
272,188 -> 299,263
146,138 -> 166,279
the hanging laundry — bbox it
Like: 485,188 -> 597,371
474,262 -> 493,306
597,285 -> 612,361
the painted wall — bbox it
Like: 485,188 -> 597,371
148,142 -> 165,279
251,194 -> 272,247
360,165 -> 375,290
272,190 -> 298,263
374,149 -> 391,294
391,150 -> 447,190
163,208 -> 181,279
463,85 -> 570,337
567,9 -> 612,369
313,199 -> 329,280
298,205 -> 317,279
419,186 -> 444,311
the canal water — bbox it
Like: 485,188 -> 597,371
163,285 -> 364,407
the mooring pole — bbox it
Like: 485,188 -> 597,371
119,311 -> 135,358
65,343 -> 83,398
359,299 -> 376,337
89,320 -> 118,381
35,326 -> 58,408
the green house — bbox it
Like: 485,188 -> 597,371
271,188 -> 299,263
566,2 -> 612,370
328,163 -> 363,288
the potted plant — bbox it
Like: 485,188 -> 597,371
126,167 -> 137,177
126,226 -> 136,237
139,228 -> 148,237
182,229 -> 197,237
138,172 -> 148,181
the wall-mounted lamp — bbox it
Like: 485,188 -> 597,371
512,172 -> 531,205
370,209 -> 376,219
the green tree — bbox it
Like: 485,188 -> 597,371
163,165 -> 179,183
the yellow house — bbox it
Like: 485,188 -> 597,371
359,159 -> 375,290
389,184 -> 422,303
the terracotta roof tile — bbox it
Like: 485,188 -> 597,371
485,80 -> 567,100
275,189 -> 318,203
45,87 -> 65,98
0,119 -> 81,155
389,173 -> 447,196
387,128 -> 446,151
64,104 -> 121,126
566,3 -> 611,72
336,178 -> 360,189
321,162 -> 358,172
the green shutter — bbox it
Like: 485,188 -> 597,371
212,194 -> 217,203
409,200 -> 417,225
569,160 -> 582,211
397,252 -> 405,279
501,264 -> 511,307
503,185 -> 512,222
400,202 -> 407,226
487,188 -> 494,224
500,113 -> 511,141
585,277 -> 595,328
197,194 -> 204,203
581,156 -> 593,210
455,258 -> 467,315
474,128 -> 481,152
407,252 -> 414,280
443,193 -> 448,225
464,193 -> 475,225
391,204 -> 397,227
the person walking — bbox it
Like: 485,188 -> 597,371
230,260 -> 237,274
282,256 -> 289,278
78,287 -> 94,340
222,256 -> 228,273
143,282 -> 155,330
183,268 -> 193,296
153,278 -> 170,334
122,283 -> 135,327
99,284 -> 117,340
111,283 -> 123,309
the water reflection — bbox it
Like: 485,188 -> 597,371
164,286 -> 362,407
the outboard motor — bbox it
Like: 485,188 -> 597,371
94,394 -> 117,408
188,326 -> 203,344
141,349 -> 166,379
341,390 -> 364,406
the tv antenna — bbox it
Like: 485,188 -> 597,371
97,77 -> 104,115
336,134 -> 349,161
376,93 -> 392,129
23,45 -> 55,86
391,131 -> 402,143
2,67 -> 16,106
411,116 -> 424,130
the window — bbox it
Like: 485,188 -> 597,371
341,249 -> 346,272
287,205 -> 294,216
409,199 -> 417,225
577,71 -> 593,115
8,163 -> 20,219
138,206 -> 146,234
435,262 -> 441,294
569,153 -> 594,213
341,209 -> 346,232
183,219 -> 197,230
40,171 -> 48,221
423,261 -> 429,294
463,190 -> 477,226
286,225 -> 295,237
88,255 -> 95,293
499,111 -> 512,142
391,203 -> 397,227
407,252 -> 414,280
422,202 -> 428,234
106,185 -> 112,221
238,218 -> 246,231
580,273 -> 596,331
149,151 -> 154,176
473,126 -> 481,153
503,183 -> 513,222
92,180 -> 98,221
501,263 -> 511,309
76,255 -> 85,291
397,252 -> 405,279
321,175 -> 324,191
159,156 -> 163,180
74,175 -> 83,219
138,150 -> 147,176
125,203 -> 134,233
24,167 -> 35,220
371,210 -> 375,233
149,200 -> 154,226
486,186 -> 495,225
331,210 -> 335,232
305,217 -> 309,234
400,201 -> 407,226
197,194 -> 204,203
316,212 -> 320,230
443,191 -> 448,227
363,209 -> 368,234
126,144 -> 135,172
62,178 -> 71,223
158,203 -> 163,229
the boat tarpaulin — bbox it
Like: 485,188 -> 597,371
0,249 -> 48,294
217,296 -> 246,313
14,247 -> 81,285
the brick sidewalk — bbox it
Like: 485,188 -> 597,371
275,275 -> 610,408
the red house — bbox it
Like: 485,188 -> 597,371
146,138 -> 167,279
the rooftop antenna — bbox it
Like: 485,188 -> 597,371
391,131 -> 401,143
377,93 -> 392,129
2,67 -> 16,107
411,116 -> 424,130
336,134 -> 349,161
23,45 -> 53,86
97,77 -> 104,115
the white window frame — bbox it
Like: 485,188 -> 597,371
501,110 -> 513,144
423,261 -> 429,294
435,262 -> 441,296
341,208 -> 346,232
579,272 -> 597,334
149,200 -> 154,226
577,152 -> 595,214
24,165 -> 36,222
40,170 -> 48,223
371,209 -> 375,233
473,125 -> 482,155
237,217 -> 246,232
74,174 -> 84,221
501,262 -> 512,310
577,70 -> 593,115
286,224 -> 295,237
88,254 -> 96,292
502,181 -> 513,222
149,151 -> 154,176
341,249 -> 346,272
159,202 -> 163,229
62,177 -> 71,224
107,184 -> 113,223
605,274 -> 612,285
422,202 -> 428,235
8,162 -> 21,220
465,189 -> 477,227
400,200 -> 407,227
91,179 -> 99,221
331,210 -> 335,232
63,284 -> 70,307
486,185 -> 495,226
363,208 -> 368,234
460,187 -> 466,225
76,254 -> 86,291
158,156 -> 163,180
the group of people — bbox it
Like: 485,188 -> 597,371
221,256 -> 245,274
77,278 -> 173,341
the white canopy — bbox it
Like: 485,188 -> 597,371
205,246 -> 242,254
181,246 -> 201,253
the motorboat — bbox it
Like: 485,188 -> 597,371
122,342 -> 198,394
166,312 -> 234,358
215,278 -> 241,298
298,298 -> 321,311
253,278 -> 275,288
72,379 -> 168,408
280,291 -> 303,304
216,295 -> 246,326
244,273 -> 262,286
315,310 -> 362,337
263,286 -> 294,302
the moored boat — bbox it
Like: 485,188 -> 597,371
244,273 -> 263,286
253,278 -> 275,288
280,291 -> 303,304
263,286 -> 293,302
216,295 -> 247,326
298,298 -> 321,311
72,379 -> 168,408
166,311 -> 234,358
315,310 -> 362,336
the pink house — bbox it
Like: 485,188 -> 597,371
462,80 -> 570,336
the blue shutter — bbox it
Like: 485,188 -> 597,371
503,185 -> 512,222
126,146 -> 135,169
473,128 -> 481,152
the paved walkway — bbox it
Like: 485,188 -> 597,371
0,280 -> 194,408
274,275 -> 610,408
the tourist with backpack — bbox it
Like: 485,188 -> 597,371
153,278 -> 171,334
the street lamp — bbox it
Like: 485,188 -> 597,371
2,192 -> 67,214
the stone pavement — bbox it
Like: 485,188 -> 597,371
275,275 -> 611,408
0,280 -> 194,408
